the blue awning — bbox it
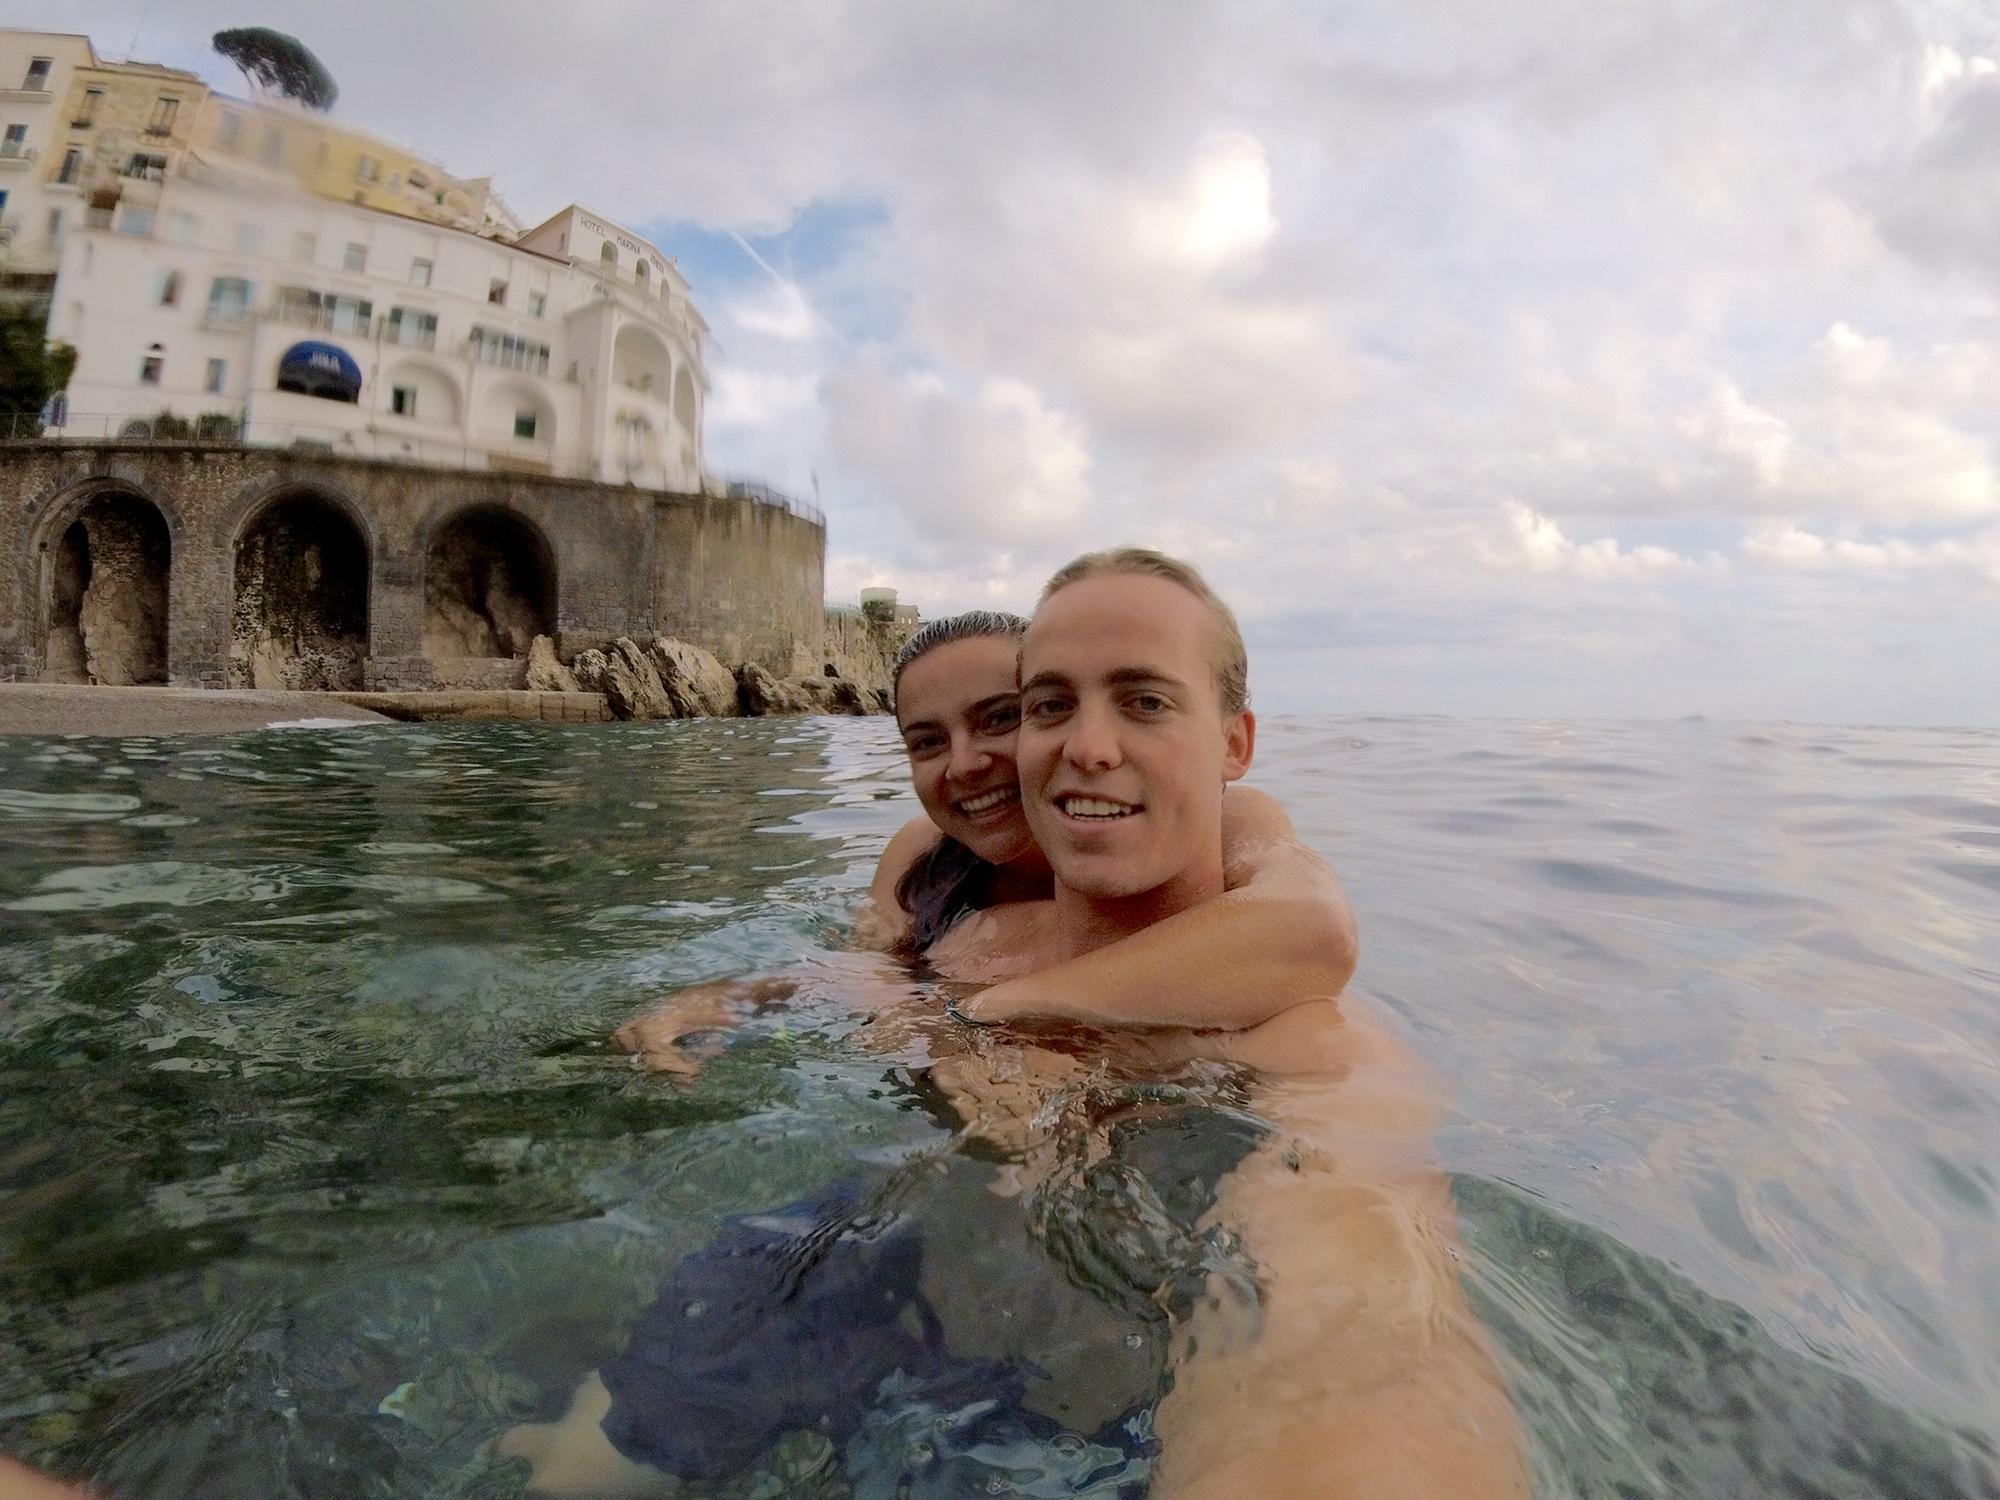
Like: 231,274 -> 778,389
276,340 -> 363,403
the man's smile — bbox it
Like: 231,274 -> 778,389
1052,792 -> 1144,821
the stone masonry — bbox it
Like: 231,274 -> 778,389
0,443 -> 826,690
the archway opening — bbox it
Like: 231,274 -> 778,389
45,491 -> 171,685
229,492 -> 369,690
422,506 -> 556,658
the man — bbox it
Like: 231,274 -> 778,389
925,548 -> 1531,1498
508,550 -> 1528,1498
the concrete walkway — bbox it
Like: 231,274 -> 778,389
0,684 -> 394,735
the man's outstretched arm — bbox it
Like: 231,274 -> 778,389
966,787 -> 1357,1028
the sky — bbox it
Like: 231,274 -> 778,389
29,1 -> 2000,725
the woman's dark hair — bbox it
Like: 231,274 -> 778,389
892,609 -> 1028,706
890,610 -> 1029,951
894,834 -> 993,955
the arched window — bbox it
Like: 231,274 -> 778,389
139,344 -> 165,386
599,241 -> 617,271
636,259 -> 650,290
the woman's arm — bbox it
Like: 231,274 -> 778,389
962,786 -> 1357,1029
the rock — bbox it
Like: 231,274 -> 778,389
524,635 -> 580,694
571,638 -> 672,720
735,662 -> 816,716
647,637 -> 739,718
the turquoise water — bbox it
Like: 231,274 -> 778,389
1,715 -> 1996,1497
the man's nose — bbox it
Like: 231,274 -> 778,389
1064,700 -> 1122,771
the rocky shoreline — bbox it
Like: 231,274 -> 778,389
0,631 -> 898,735
527,633 -> 893,721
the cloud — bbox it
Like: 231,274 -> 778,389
63,0 -> 2000,722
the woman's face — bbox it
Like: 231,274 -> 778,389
895,635 -> 1037,866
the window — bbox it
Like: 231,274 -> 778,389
45,207 -> 61,247
23,58 -> 52,92
235,223 -> 262,255
147,97 -> 180,135
74,89 -> 103,127
261,125 -> 284,166
408,169 -> 430,191
513,410 -> 539,440
387,172 -> 401,191
390,384 -> 417,418
156,269 -> 181,306
384,306 -> 437,349
122,153 -> 167,181
277,286 -> 371,333
139,345 -> 164,385
117,206 -> 155,238
487,277 -> 508,306
599,242 -> 617,269
409,257 -> 432,287
165,211 -> 199,244
292,230 -> 316,263
328,293 -> 371,334
342,241 -> 367,272
218,112 -> 241,149
527,290 -> 546,318
469,325 -> 551,375
0,125 -> 26,159
56,147 -> 83,184
357,155 -> 380,183
205,358 -> 227,394
636,260 -> 651,288
206,276 -> 252,325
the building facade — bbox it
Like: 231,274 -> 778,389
45,173 -> 708,493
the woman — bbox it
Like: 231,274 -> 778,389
619,611 -> 1356,1067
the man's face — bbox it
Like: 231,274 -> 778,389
1018,573 -> 1254,903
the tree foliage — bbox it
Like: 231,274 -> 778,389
212,28 -> 338,112
0,301 -> 75,434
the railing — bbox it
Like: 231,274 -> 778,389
0,144 -> 35,164
716,477 -> 824,527
2,414 -> 827,527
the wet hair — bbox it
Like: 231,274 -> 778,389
891,610 -> 1028,707
893,834 -> 994,956
1038,547 -> 1249,715
889,610 -> 1029,952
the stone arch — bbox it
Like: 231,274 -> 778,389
228,487 -> 370,690
383,357 -> 463,425
613,323 -> 670,397
599,241 -> 618,271
635,258 -> 651,292
421,504 -> 558,659
42,488 -> 172,685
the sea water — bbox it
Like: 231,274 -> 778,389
0,715 -> 1995,1497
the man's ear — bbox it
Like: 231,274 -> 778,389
1221,709 -> 1255,782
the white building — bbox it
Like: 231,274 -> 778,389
45,167 -> 710,492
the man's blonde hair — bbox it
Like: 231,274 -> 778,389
1038,547 -> 1249,715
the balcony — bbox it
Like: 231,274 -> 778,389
0,88 -> 52,105
0,144 -> 36,170
203,305 -> 253,332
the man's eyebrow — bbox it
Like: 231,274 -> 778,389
967,692 -> 1019,717
1019,670 -> 1073,695
1104,667 -> 1187,689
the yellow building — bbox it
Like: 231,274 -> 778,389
187,94 -> 519,238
